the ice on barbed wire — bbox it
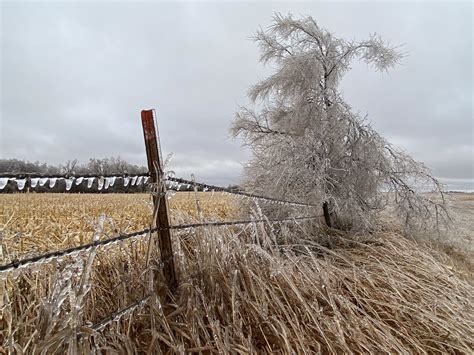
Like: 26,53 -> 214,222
123,176 -> 130,187
49,177 -> 58,188
104,177 -> 110,190
97,177 -> 104,190
87,177 -> 95,188
0,178 -> 9,190
65,178 -> 73,191
143,176 -> 149,184
15,179 -> 26,191
166,190 -> 176,199
39,177 -> 48,186
75,177 -> 84,185
108,176 -> 116,186
131,176 -> 138,186
136,176 -> 143,186
30,177 -> 39,188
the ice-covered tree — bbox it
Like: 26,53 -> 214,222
232,13 -> 449,231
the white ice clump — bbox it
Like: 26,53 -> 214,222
30,178 -> 39,188
39,178 -> 49,186
76,177 -> 84,185
123,177 -> 130,187
98,177 -> 104,190
66,179 -> 74,191
131,176 -> 138,186
87,177 -> 95,188
0,178 -> 9,190
16,179 -> 27,190
108,176 -> 116,187
49,178 -> 58,188
136,176 -> 143,186
166,190 -> 176,199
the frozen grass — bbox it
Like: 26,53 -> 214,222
0,193 -> 473,353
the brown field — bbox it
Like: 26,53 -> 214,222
0,192 -> 472,353
0,192 -> 239,260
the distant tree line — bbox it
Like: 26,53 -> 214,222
0,157 -> 148,175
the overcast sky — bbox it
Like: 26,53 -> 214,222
1,1 -> 472,189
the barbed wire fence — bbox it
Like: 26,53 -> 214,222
0,109 -> 322,341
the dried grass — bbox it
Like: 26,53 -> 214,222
0,193 -> 472,353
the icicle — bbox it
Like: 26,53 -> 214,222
104,178 -> 110,190
30,178 -> 39,188
0,178 -> 9,190
39,177 -> 48,186
143,176 -> 149,184
109,176 -> 116,187
66,179 -> 73,191
131,176 -> 138,186
87,177 -> 95,188
16,179 -> 26,190
136,176 -> 143,186
123,177 -> 130,187
75,177 -> 84,185
49,177 -> 58,188
97,177 -> 104,190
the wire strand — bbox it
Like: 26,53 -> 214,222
1,173 -> 317,207
0,215 -> 320,273
166,176 -> 318,207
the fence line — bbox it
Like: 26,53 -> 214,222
2,109 -> 323,346
1,173 -> 317,207
0,173 -> 149,179
167,176 -> 318,207
0,215 -> 320,273
88,295 -> 152,333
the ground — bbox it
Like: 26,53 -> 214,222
0,192 -> 472,353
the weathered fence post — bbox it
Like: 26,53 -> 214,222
141,109 -> 177,291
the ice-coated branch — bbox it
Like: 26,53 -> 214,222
232,13 -> 449,233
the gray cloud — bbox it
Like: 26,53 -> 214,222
1,1 -> 472,189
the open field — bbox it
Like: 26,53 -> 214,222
0,192 -> 240,260
0,192 -> 473,353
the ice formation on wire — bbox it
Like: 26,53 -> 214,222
66,179 -> 73,191
123,177 -> 130,187
16,179 -> 27,190
49,178 -> 58,188
0,178 -> 9,190
30,177 -> 39,188
39,177 -> 48,187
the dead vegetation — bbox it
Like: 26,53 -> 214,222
0,193 -> 473,353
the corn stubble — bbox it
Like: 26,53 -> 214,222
0,193 -> 472,353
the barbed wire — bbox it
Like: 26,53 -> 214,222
0,215 -> 320,273
1,173 -> 317,207
88,295 -> 151,333
0,173 -> 149,179
166,176 -> 318,207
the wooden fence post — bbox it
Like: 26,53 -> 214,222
141,109 -> 177,291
